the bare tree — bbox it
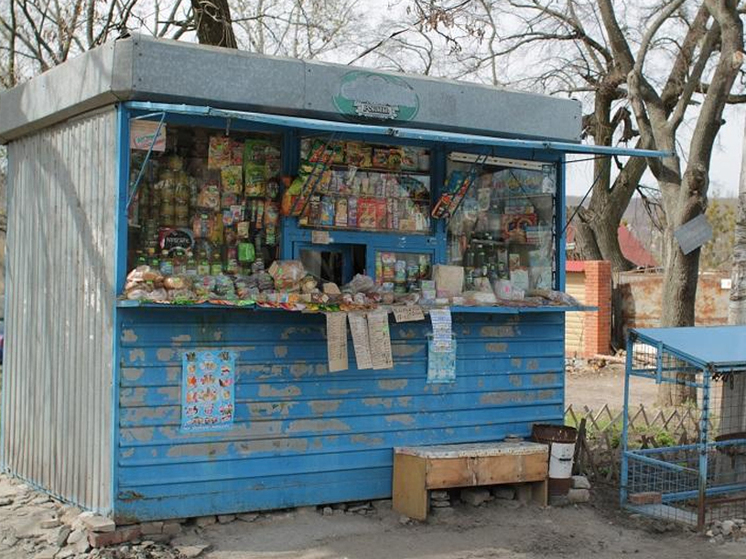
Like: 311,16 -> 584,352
593,0 -> 744,404
191,0 -> 237,48
229,0 -> 362,60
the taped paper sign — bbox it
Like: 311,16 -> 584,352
427,338 -> 457,383
348,313 -> 373,369
130,120 -> 166,152
393,305 -> 425,323
429,308 -> 453,352
181,350 -> 236,432
367,310 -> 394,370
326,312 -> 349,372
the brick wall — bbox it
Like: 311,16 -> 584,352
565,260 -> 612,357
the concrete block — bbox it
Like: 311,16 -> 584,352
571,476 -> 591,490
567,488 -> 590,504
140,521 -> 163,535
88,525 -> 141,548
460,488 -> 491,507
80,515 -> 115,533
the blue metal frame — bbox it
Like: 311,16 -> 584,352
111,102 -> 131,516
125,102 -> 672,158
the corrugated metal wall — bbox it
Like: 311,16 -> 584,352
115,308 -> 564,522
1,109 -> 117,513
565,272 -> 586,357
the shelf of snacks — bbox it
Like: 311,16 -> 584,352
282,139 -> 432,235
374,251 -> 433,296
127,127 -> 284,293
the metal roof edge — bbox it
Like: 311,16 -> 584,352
1,35 -> 584,144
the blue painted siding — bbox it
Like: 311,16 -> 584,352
115,309 -> 564,522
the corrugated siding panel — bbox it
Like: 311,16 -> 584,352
115,309 -> 564,522
565,272 -> 586,357
1,109 -> 117,513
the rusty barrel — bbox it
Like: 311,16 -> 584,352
532,424 -> 578,496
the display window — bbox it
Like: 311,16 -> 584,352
121,116 -> 576,311
444,152 -> 556,299
285,139 -> 431,234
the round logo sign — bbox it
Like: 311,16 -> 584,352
333,71 -> 420,122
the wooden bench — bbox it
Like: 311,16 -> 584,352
392,441 -> 549,520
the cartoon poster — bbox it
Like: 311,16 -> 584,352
182,350 -> 237,432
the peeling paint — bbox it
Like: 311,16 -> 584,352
327,388 -> 360,395
122,368 -> 144,382
310,400 -> 342,414
171,334 -> 192,343
120,388 -> 145,406
121,448 -> 135,458
157,387 -> 179,400
531,373 -> 558,386
128,349 -> 145,363
280,327 -> 315,340
274,345 -> 289,358
167,442 -> 230,458
213,330 -> 223,341
290,364 -> 313,378
480,326 -> 515,337
287,419 -> 351,433
238,438 -> 309,454
157,348 -> 175,362
122,329 -> 138,342
363,397 -> 393,409
128,427 -> 155,442
509,375 -> 522,387
527,359 -> 540,370
258,384 -> 301,398
315,364 -> 327,374
392,343 -> 424,357
486,342 -> 508,353
385,414 -> 414,425
352,434 -> 384,446
397,396 -> 412,408
378,379 -> 408,391
511,358 -> 523,368
480,392 -> 510,405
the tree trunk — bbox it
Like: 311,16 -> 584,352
719,117 -> 746,481
574,206 -> 633,270
191,0 -> 238,48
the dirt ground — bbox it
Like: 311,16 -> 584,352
162,489 -> 746,559
565,361 -> 658,412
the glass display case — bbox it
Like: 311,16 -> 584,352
374,250 -> 433,295
444,152 -> 556,298
287,139 -> 432,234
127,125 -> 283,282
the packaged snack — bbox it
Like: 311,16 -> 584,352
243,139 -> 268,165
332,142 -> 345,164
264,203 -> 279,245
197,183 -> 220,210
221,166 -> 243,194
230,140 -> 244,166
320,196 -> 335,226
335,197 -> 348,227
308,139 -> 334,164
375,198 -> 388,230
348,196 -> 358,228
388,147 -> 402,170
401,147 -> 418,170
221,192 -> 238,209
208,136 -> 232,169
244,165 -> 266,197
386,198 -> 395,230
358,198 -> 376,229
373,148 -> 389,168
222,209 -> 235,227
268,260 -> 306,291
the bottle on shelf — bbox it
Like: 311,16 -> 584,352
159,250 -> 174,276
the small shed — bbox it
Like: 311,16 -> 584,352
0,35 -> 661,522
622,326 -> 746,529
